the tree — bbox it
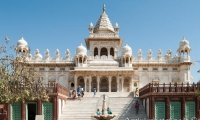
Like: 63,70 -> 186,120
0,36 -> 49,103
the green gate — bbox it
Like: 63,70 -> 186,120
185,102 -> 196,120
170,102 -> 181,120
11,103 -> 21,120
42,102 -> 53,120
155,102 -> 165,120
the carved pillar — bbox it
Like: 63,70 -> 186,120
77,57 -> 79,66
117,76 -> 119,92
197,97 -> 200,119
38,100 -> 42,115
122,77 -> 124,92
21,102 -> 26,120
145,99 -> 147,113
152,97 -> 155,119
149,96 -> 152,119
98,47 -> 100,57
53,97 -> 57,120
166,97 -> 170,119
108,47 -> 110,57
97,76 -> 100,92
130,77 -> 134,92
84,77 -> 87,92
89,76 -> 92,92
109,76 -> 111,92
181,97 -> 185,120
74,75 -> 77,90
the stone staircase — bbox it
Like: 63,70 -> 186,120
59,92 -> 148,120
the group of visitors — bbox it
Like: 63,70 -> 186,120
96,107 -> 112,115
71,86 -> 84,100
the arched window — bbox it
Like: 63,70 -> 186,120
79,57 -> 82,63
110,48 -> 114,56
126,57 -> 129,63
94,47 -> 98,56
100,47 -> 108,56
71,83 -> 74,87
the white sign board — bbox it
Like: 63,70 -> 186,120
35,115 -> 44,120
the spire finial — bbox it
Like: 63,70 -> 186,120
183,36 -> 186,40
103,4 -> 106,13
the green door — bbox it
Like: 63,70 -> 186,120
42,102 -> 53,120
11,103 -> 21,120
170,102 -> 181,120
185,102 -> 196,120
155,102 -> 165,120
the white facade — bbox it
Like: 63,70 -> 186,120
15,5 -> 193,92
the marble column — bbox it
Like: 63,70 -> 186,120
122,77 -> 124,92
108,47 -> 110,57
78,57 -> 79,66
98,47 -> 100,57
89,76 -> 92,92
74,75 -> 77,90
117,76 -> 119,92
97,76 -> 100,92
109,76 -> 111,92
130,77 -> 134,91
84,76 -> 87,92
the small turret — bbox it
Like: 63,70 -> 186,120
177,36 -> 191,62
16,37 -> 29,56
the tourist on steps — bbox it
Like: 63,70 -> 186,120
72,89 -> 76,99
77,86 -> 81,100
81,87 -> 84,97
107,107 -> 112,114
93,87 -> 96,97
96,108 -> 101,115
134,101 -> 140,115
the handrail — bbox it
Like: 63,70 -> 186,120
139,82 -> 200,97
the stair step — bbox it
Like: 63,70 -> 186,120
59,93 -> 147,120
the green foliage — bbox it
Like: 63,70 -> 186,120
195,88 -> 200,97
0,37 -> 49,103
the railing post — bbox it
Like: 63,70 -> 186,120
187,82 -> 189,92
181,82 -> 184,92
163,83 -> 165,92
149,83 -> 151,92
157,83 -> 159,92
193,82 -> 196,92
175,83 -> 177,92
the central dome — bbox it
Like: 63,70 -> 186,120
122,44 -> 132,56
76,43 -> 87,55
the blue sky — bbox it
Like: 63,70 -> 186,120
0,1 -> 199,83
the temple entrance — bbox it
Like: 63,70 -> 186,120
91,76 -> 97,92
123,77 -> 130,92
26,102 -> 37,120
100,77 -> 108,92
77,76 -> 84,89
111,76 -> 117,92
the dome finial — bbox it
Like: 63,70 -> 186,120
103,4 -> 106,13
183,36 -> 186,40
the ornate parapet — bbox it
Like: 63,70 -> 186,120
89,33 -> 119,38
